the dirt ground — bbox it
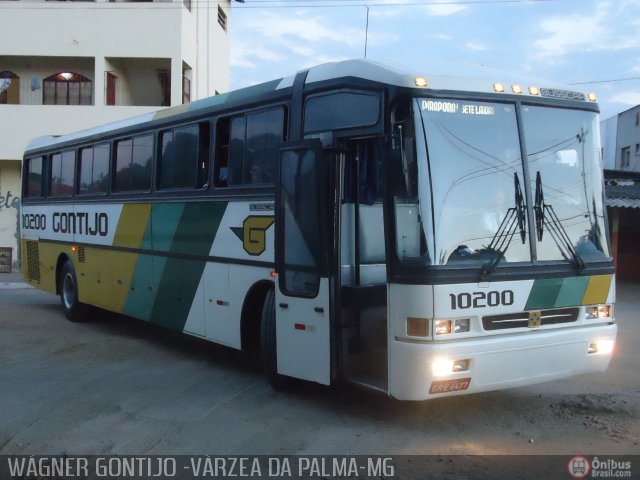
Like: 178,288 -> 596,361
0,278 -> 638,457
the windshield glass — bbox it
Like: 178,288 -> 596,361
521,106 -> 610,262
411,98 -> 610,270
417,99 -> 531,266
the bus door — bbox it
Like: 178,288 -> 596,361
274,141 -> 333,384
338,138 -> 388,391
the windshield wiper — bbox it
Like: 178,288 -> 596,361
480,172 -> 527,278
534,171 -> 585,272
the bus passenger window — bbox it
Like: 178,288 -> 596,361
50,150 -> 75,197
79,143 -> 109,195
114,135 -> 152,192
214,107 -> 286,188
229,116 -> 246,185
158,122 -> 209,190
245,108 -> 284,185
214,117 -> 231,187
25,156 -> 44,198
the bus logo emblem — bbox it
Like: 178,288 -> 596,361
231,216 -> 275,256
528,310 -> 542,328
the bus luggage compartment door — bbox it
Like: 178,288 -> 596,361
275,142 -> 332,385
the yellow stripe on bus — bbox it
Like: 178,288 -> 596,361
113,204 -> 151,248
581,274 -> 612,305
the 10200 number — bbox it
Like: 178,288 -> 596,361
449,290 -> 514,310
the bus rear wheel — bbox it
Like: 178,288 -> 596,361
260,288 -> 292,390
60,260 -> 88,322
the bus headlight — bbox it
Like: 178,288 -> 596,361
434,319 -> 452,335
434,318 -> 470,335
454,318 -> 470,333
585,304 -> 611,319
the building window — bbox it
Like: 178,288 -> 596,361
50,150 -> 76,197
114,135 -> 153,192
621,146 -> 631,169
636,111 -> 639,126
0,71 -> 20,105
218,6 -> 227,31
636,144 -> 639,157
215,107 -> 286,187
43,72 -> 92,105
158,122 -> 210,190
106,72 -> 117,106
157,70 -> 170,107
182,76 -> 191,104
79,143 -> 110,195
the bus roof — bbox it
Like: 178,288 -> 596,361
25,59 -> 591,153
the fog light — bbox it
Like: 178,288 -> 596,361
454,318 -> 470,333
432,358 -> 454,376
586,304 -> 611,319
588,338 -> 614,355
434,319 -> 452,335
407,317 -> 429,337
453,359 -> 470,372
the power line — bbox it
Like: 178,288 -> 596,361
3,0 -> 567,9
569,76 -> 640,86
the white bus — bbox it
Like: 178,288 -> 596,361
21,60 -> 616,400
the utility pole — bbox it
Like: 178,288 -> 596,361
364,6 -> 370,58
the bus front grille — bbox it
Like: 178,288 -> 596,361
482,307 -> 579,331
26,241 -> 40,282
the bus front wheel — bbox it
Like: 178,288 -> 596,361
60,260 -> 88,322
260,288 -> 292,389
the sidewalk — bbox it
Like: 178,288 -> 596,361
0,270 -> 31,289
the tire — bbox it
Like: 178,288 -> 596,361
260,288 -> 292,389
59,260 -> 88,322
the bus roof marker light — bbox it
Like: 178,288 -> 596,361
493,83 -> 505,93
414,77 -> 428,87
512,84 -> 523,94
529,86 -> 540,96
588,92 -> 597,102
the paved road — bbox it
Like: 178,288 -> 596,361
0,280 -> 638,456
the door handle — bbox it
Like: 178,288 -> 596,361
314,307 -> 324,313
279,303 -> 289,309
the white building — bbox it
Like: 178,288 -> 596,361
600,105 -> 640,172
0,0 -> 231,271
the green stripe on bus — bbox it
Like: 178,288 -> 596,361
152,203 -> 186,252
149,202 -> 228,331
524,275 -> 611,310
554,276 -> 590,308
123,254 -> 156,321
524,277 -> 564,310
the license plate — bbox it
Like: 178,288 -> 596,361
429,377 -> 472,395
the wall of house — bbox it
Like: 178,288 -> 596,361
613,208 -> 640,280
0,161 -> 21,268
601,115 -> 618,170
616,105 -> 640,172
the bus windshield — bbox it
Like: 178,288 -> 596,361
410,98 -> 609,269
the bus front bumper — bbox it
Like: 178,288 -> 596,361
388,323 -> 617,401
